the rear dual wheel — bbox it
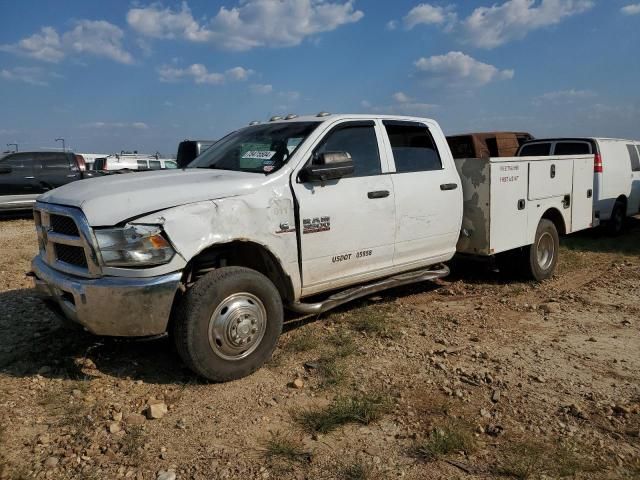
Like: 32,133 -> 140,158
525,219 -> 559,281
173,267 -> 283,382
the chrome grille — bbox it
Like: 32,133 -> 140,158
54,244 -> 88,268
50,214 -> 80,236
34,203 -> 101,278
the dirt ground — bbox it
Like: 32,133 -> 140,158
0,214 -> 639,480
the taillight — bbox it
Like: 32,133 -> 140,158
594,153 -> 603,173
75,155 -> 86,172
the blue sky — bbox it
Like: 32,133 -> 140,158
1,0 -> 639,155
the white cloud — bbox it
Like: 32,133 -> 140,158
126,2 -> 210,41
158,64 -> 253,84
414,51 -> 514,87
403,3 -> 457,30
386,20 -> 398,31
82,122 -> 149,129
621,4 -> 640,15
532,89 -> 596,105
0,66 -> 51,86
0,27 -> 63,63
63,20 -> 133,64
1,21 -> 133,64
127,0 -> 364,51
250,83 -> 274,94
279,90 -> 301,101
463,0 -> 594,49
392,91 -> 412,103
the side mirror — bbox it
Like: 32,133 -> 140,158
300,152 -> 354,183
0,165 -> 12,174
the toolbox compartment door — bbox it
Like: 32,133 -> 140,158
528,159 -> 573,200
570,156 -> 595,232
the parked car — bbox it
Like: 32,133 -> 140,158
30,113 -> 595,382
0,151 -> 95,211
517,137 -> 640,233
92,153 -> 177,171
447,131 -> 534,159
176,140 -> 216,168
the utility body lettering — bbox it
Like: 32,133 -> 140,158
303,216 -> 330,234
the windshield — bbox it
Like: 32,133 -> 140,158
189,122 -> 320,174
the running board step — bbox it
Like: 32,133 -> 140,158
289,265 -> 450,315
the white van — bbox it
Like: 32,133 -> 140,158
93,153 -> 177,171
518,138 -> 640,233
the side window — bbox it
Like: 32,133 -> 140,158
137,160 -> 148,169
519,143 -> 551,156
554,142 -> 591,155
149,160 -> 161,170
314,122 -> 381,177
1,153 -> 29,169
39,153 -> 71,170
164,161 -> 177,169
383,121 -> 442,173
627,144 -> 640,172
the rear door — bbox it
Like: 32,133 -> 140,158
293,120 -> 396,292
35,153 -> 77,192
383,120 -> 462,266
627,143 -> 640,214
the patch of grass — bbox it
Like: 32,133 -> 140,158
414,423 -> 474,462
285,332 -> 320,353
339,461 -> 371,480
495,440 -> 597,479
328,330 -> 358,358
494,441 -> 546,479
262,431 -> 310,464
316,356 -> 346,388
295,393 -> 391,434
348,305 -> 398,337
120,425 -> 145,460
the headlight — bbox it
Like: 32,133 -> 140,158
95,225 -> 175,267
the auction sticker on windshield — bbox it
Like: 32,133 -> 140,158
242,150 -> 276,160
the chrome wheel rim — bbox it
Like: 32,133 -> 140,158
208,293 -> 267,361
536,232 -> 555,271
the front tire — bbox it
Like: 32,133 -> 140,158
173,267 -> 283,382
522,219 -> 559,281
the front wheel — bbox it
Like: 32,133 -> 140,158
173,267 -> 283,382
522,219 -> 559,281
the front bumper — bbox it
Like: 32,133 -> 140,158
31,255 -> 182,336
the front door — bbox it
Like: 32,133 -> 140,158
0,153 -> 38,202
292,120 -> 396,294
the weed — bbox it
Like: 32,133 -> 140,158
328,330 -> 358,358
414,423 -> 474,462
263,431 -> 310,464
494,441 -> 546,479
316,356 -> 346,388
339,460 -> 371,480
495,440 -> 597,479
348,305 -> 398,337
120,425 -> 145,460
285,332 -> 319,353
295,393 -> 391,434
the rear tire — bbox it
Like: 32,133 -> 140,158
522,219 -> 559,281
173,267 -> 283,382
606,200 -> 626,236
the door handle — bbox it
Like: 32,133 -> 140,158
440,183 -> 458,191
367,190 -> 390,199
24,176 -> 35,179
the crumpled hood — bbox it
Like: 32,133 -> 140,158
38,169 -> 263,226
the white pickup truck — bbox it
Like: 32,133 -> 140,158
31,114 -> 595,381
